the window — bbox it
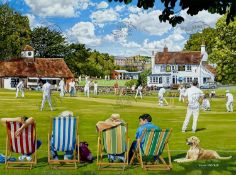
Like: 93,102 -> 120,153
28,51 -> 32,56
166,77 -> 170,84
160,65 -> 166,72
186,77 -> 193,83
186,65 -> 192,71
159,77 -> 162,84
166,65 -> 171,72
178,65 -> 185,71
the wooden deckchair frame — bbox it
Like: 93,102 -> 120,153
48,116 -> 80,169
130,128 -> 172,171
97,124 -> 130,171
5,122 -> 37,170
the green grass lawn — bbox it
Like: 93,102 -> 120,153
0,89 -> 235,175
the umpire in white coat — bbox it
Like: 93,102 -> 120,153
182,81 -> 204,133
40,81 -> 53,111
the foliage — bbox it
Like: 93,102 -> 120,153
138,69 -> 151,86
125,79 -> 138,87
184,28 -> 217,54
208,15 -> 236,84
31,27 -> 67,58
108,0 -> 235,27
64,44 -> 115,77
0,4 -> 31,60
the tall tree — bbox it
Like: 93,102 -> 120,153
31,27 -> 67,58
184,28 -> 217,54
0,4 -> 31,60
208,16 -> 236,84
109,0 -> 235,27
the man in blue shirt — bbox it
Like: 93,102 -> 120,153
128,114 -> 160,162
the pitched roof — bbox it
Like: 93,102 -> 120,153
22,45 -> 34,51
204,64 -> 217,75
155,51 -> 202,65
0,58 -> 74,78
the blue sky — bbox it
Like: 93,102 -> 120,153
5,0 -> 221,56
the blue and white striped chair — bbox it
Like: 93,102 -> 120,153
48,116 -> 79,169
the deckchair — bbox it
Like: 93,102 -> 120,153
5,121 -> 37,169
97,124 -> 129,171
48,116 -> 79,169
130,128 -> 172,170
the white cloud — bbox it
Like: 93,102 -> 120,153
66,22 -> 101,46
24,14 -> 41,29
24,0 -> 92,17
121,41 -> 141,48
179,10 -> 222,34
122,10 -> 172,36
115,5 -> 124,12
128,6 -> 142,13
90,9 -> 119,26
97,1 -> 108,9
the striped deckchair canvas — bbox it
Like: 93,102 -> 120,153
130,128 -> 172,170
97,124 -> 129,171
141,128 -> 171,157
6,121 -> 35,155
102,124 -> 126,154
51,117 -> 76,152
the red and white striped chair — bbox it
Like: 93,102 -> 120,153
5,121 -> 37,169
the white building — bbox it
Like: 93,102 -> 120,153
147,44 -> 216,87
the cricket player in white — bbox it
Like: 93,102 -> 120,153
69,79 -> 76,97
40,81 -> 53,111
201,96 -> 211,111
59,78 -> 65,97
182,81 -> 204,133
16,79 -> 24,98
158,87 -> 167,106
93,81 -> 98,95
84,79 -> 91,97
135,85 -> 143,99
178,85 -> 186,102
226,90 -> 234,112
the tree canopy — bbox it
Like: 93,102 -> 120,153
108,0 -> 235,27
0,4 -> 31,60
31,27 -> 67,58
184,15 -> 236,84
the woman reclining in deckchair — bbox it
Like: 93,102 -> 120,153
1,116 -> 42,161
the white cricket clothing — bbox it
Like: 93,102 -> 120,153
202,99 -> 210,110
84,80 -> 90,97
41,82 -> 53,111
135,86 -> 142,99
226,93 -> 234,112
59,80 -> 65,97
16,81 -> 24,98
182,108 -> 199,132
184,86 -> 204,109
94,83 -> 98,95
226,93 -> 234,102
158,88 -> 166,96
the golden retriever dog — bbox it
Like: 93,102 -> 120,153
174,136 -> 232,163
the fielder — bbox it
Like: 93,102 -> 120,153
40,81 -> 53,111
135,85 -> 143,99
69,79 -> 76,97
94,81 -> 98,95
84,79 -> 91,97
16,79 -> 25,98
178,85 -> 186,102
226,90 -> 234,112
182,81 -> 204,133
158,87 -> 167,106
59,78 -> 65,97
201,96 -> 211,111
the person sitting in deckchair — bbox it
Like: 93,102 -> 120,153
50,111 -> 75,160
128,114 -> 160,162
1,116 -> 42,161
96,114 -> 126,162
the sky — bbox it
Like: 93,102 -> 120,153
5,0 -> 222,56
